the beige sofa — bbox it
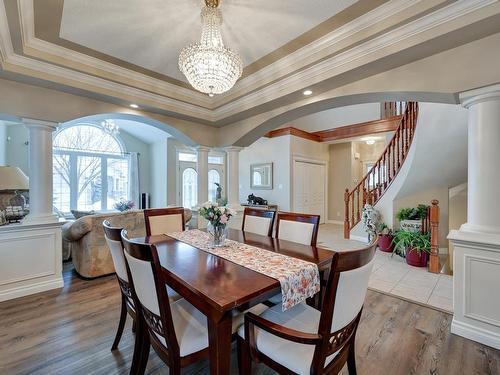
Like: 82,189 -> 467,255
62,209 -> 191,278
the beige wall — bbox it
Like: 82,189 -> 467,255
448,184 -> 468,270
328,142 -> 352,222
0,78 -> 217,147
351,140 -> 386,186
393,187 -> 450,248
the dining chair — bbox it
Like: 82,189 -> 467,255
237,237 -> 378,375
120,230 -> 267,375
275,211 -> 320,246
103,220 -> 137,351
103,220 -> 181,352
242,207 -> 276,237
143,207 -> 185,236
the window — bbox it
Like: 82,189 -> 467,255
178,152 -> 197,162
208,169 -> 221,201
208,155 -> 224,164
52,124 -> 129,213
182,168 -> 198,208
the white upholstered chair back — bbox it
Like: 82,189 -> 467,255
104,236 -> 128,282
243,215 -> 273,236
331,257 -> 375,332
124,251 -> 161,316
147,214 -> 184,236
277,220 -> 314,245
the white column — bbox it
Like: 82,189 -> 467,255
22,118 -> 59,224
196,146 -> 210,206
449,84 -> 500,350
225,146 -> 243,209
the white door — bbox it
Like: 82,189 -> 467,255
293,161 -> 326,224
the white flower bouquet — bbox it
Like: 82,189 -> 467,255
198,202 -> 236,246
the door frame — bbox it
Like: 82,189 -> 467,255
291,155 -> 328,224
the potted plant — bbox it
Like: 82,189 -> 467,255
396,204 -> 429,232
377,223 -> 393,252
361,204 -> 380,243
392,230 -> 431,267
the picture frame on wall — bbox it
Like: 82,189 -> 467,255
250,163 -> 273,190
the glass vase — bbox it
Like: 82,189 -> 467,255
208,222 -> 227,247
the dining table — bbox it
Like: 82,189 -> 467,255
132,228 -> 335,375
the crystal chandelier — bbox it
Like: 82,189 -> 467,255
101,120 -> 119,136
178,0 -> 243,97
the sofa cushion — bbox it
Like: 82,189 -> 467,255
71,209 -> 95,219
62,219 -> 92,241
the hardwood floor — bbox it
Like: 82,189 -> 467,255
0,263 -> 499,375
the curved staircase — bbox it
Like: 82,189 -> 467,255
344,102 -> 419,239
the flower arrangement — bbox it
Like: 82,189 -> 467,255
114,199 -> 135,212
198,202 -> 236,247
198,201 -> 236,226
362,204 -> 380,242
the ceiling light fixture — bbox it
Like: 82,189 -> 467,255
303,90 -> 313,96
365,139 -> 375,145
101,120 -> 120,136
179,0 -> 243,97
129,104 -> 139,109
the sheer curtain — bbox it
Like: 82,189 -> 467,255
128,152 -> 140,208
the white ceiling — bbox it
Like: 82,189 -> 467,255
59,0 -> 358,82
115,119 -> 170,144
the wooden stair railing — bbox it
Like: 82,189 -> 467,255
422,199 -> 440,273
344,102 -> 419,239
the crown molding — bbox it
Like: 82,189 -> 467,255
1,0 -> 499,126
460,83 -> 500,107
211,0 -> 500,120
17,0 -> 213,109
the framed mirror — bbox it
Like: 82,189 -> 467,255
250,163 -> 273,190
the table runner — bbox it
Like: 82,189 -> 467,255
166,229 -> 320,311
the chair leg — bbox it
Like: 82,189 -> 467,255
135,330 -> 150,375
347,340 -> 357,375
237,337 -> 252,375
111,294 -> 127,351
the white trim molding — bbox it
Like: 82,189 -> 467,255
448,228 -> 500,350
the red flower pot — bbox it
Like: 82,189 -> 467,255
405,248 -> 429,267
378,234 -> 394,253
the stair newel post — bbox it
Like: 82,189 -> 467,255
344,189 -> 350,239
428,199 -> 440,274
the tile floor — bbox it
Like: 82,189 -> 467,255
318,223 -> 454,313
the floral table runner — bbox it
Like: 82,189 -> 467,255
166,229 -> 320,311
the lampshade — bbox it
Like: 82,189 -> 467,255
0,166 -> 29,190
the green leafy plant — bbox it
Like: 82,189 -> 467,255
396,204 -> 430,221
377,222 -> 392,235
392,230 -> 431,257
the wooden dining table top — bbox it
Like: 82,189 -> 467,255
132,228 -> 335,315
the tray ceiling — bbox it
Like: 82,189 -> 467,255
59,0 -> 358,83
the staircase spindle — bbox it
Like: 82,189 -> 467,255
356,187 -> 361,222
344,189 -> 350,239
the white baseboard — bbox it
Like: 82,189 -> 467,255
0,277 -> 64,303
451,318 -> 500,350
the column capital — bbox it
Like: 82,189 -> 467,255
22,118 -> 59,131
459,83 -> 500,108
196,145 -> 211,153
224,146 -> 243,153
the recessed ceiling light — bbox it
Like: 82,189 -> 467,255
366,139 -> 376,145
303,90 -> 313,96
129,104 -> 139,109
